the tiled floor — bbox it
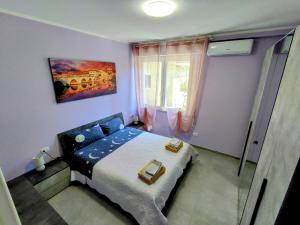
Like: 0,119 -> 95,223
49,147 -> 240,225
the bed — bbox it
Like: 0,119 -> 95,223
58,113 -> 198,225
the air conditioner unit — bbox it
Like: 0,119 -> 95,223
207,39 -> 254,56
280,35 -> 293,54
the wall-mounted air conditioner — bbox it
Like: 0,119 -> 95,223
280,35 -> 293,54
207,39 -> 254,56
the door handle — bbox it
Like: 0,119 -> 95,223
250,178 -> 268,225
253,140 -> 259,145
238,121 -> 253,176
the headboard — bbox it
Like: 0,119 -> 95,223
57,112 -> 124,161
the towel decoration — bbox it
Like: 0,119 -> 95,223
165,138 -> 183,152
138,160 -> 165,185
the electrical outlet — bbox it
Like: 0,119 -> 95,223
192,132 -> 199,137
41,146 -> 50,153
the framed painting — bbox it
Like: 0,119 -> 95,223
48,58 -> 117,103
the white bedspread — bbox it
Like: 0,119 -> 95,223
71,131 -> 198,225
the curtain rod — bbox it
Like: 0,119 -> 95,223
131,25 -> 295,45
132,38 -> 206,47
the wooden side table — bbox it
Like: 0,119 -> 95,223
8,159 -> 69,225
25,159 -> 70,200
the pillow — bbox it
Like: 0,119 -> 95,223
100,117 -> 124,135
65,123 -> 105,151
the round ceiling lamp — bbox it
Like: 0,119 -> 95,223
143,0 -> 176,17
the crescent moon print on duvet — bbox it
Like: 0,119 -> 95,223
73,127 -> 143,178
88,153 -> 100,159
112,140 -> 121,145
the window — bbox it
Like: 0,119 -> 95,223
142,54 -> 190,110
143,61 -> 162,106
165,59 -> 190,110
133,38 -> 208,132
145,74 -> 151,88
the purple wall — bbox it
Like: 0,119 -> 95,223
0,13 -> 134,181
152,36 -> 283,158
0,12 -> 287,180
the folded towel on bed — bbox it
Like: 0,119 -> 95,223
138,160 -> 165,185
145,160 -> 162,176
165,138 -> 183,152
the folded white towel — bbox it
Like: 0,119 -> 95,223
169,138 -> 181,147
145,160 -> 162,176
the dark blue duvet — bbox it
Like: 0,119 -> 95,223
72,127 -> 143,178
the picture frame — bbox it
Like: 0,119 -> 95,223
48,58 -> 117,103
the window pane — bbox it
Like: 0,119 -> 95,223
145,74 -> 151,88
165,57 -> 190,110
143,61 -> 162,106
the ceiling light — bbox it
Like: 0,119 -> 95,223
143,0 -> 176,17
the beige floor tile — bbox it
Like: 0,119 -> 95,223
167,208 -> 191,225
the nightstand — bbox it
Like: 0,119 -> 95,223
8,158 -> 69,225
127,121 -> 145,131
25,159 -> 70,200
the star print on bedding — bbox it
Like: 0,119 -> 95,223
73,127 -> 143,178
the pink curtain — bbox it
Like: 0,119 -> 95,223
132,44 -> 160,131
167,108 -> 183,134
166,38 -> 208,133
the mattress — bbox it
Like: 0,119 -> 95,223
71,130 -> 198,225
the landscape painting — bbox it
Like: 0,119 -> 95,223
49,58 -> 117,103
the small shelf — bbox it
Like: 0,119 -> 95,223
127,121 -> 145,130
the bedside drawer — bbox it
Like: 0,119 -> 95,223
34,167 -> 70,199
38,178 -> 70,200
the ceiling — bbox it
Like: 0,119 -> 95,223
0,0 -> 299,43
